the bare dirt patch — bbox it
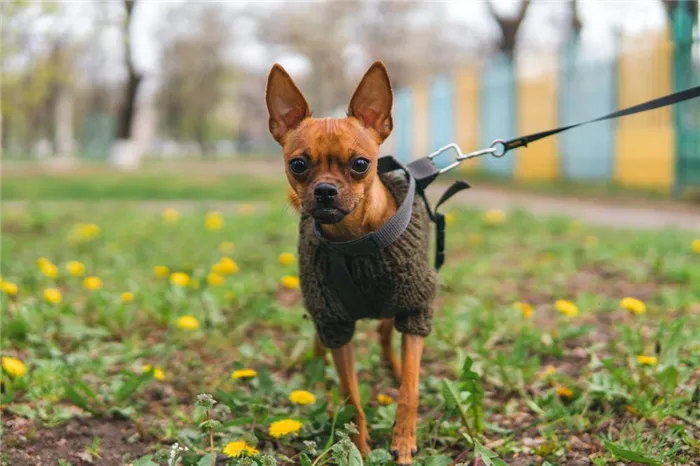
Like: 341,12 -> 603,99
2,415 -> 153,465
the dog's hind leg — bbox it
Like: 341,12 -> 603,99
331,342 -> 371,457
390,334 -> 424,466
378,319 -> 402,382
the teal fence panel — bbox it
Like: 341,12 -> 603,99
559,39 -> 617,181
394,88 -> 413,163
673,6 -> 700,194
80,114 -> 116,160
428,75 -> 455,169
480,54 -> 516,176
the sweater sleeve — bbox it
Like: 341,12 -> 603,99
394,306 -> 433,337
314,320 -> 356,349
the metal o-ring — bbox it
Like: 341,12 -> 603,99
490,139 -> 507,158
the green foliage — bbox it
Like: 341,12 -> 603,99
1,199 -> 698,464
440,357 -> 484,436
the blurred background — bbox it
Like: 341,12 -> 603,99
1,0 -> 699,200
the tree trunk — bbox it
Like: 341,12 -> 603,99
116,71 -> 141,139
115,0 -> 142,140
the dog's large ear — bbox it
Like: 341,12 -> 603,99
348,61 -> 393,143
266,64 -> 312,144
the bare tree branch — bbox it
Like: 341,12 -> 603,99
571,0 -> 583,36
487,0 -> 532,56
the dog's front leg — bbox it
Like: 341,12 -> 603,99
331,342 -> 371,456
391,334 -> 423,465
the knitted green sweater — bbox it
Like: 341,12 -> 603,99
297,173 -> 438,349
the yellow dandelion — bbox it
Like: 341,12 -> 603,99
219,241 -> 235,254
36,257 -> 50,267
1,280 -> 18,296
569,220 -> 583,231
121,292 -> 134,303
584,235 -> 599,248
170,272 -> 190,287
620,297 -> 646,315
555,386 -> 573,399
231,368 -> 257,380
83,276 -> 103,291
154,265 -> 170,278
637,355 -> 657,366
142,364 -> 165,381
43,288 -> 62,305
268,419 -> 302,438
2,356 -> 27,378
692,239 -> 700,254
484,209 -> 506,225
289,390 -> 316,406
66,261 -> 85,277
278,252 -> 295,266
280,275 -> 300,290
213,257 -> 239,275
555,299 -> 578,317
239,204 -> 255,215
513,301 -> 534,319
162,208 -> 179,224
444,213 -> 456,226
176,315 -> 199,330
377,394 -> 394,406
74,223 -> 100,240
467,233 -> 481,245
540,252 -> 555,263
223,440 -> 259,458
225,291 -> 236,302
206,211 -> 223,231
207,272 -> 224,287
40,261 -> 59,279
544,365 -> 556,376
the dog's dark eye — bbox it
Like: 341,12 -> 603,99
289,158 -> 308,175
350,158 -> 370,175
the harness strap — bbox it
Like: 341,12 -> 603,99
431,180 -> 470,269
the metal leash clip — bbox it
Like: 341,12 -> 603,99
429,139 -> 508,174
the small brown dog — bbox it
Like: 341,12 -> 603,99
266,61 -> 437,465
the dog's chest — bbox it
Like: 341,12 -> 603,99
296,201 -> 437,325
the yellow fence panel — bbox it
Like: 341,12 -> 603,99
516,55 -> 560,180
454,66 -> 481,170
615,29 -> 675,190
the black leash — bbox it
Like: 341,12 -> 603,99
497,83 -> 700,156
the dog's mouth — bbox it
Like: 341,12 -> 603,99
311,207 -> 349,224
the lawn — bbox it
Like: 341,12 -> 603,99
1,198 -> 699,466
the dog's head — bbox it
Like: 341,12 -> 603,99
265,61 -> 393,225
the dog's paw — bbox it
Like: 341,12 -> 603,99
390,439 -> 417,466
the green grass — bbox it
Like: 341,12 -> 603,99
1,172 -> 286,201
1,201 -> 699,465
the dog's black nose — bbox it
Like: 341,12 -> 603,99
314,183 -> 338,205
